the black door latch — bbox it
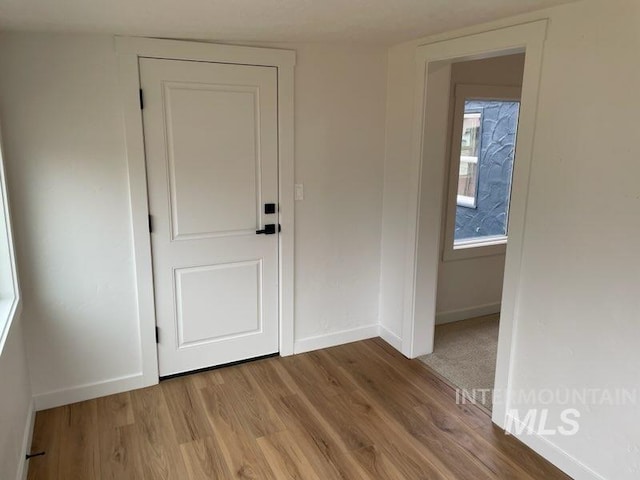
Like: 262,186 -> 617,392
256,224 -> 278,235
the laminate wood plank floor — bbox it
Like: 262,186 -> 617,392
27,338 -> 571,479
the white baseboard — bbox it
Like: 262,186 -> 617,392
505,413 -> 606,480
435,302 -> 501,325
16,399 -> 35,480
378,324 -> 403,351
293,324 -> 379,354
33,373 -> 145,411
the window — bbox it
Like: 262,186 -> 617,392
443,85 -> 521,260
0,124 -> 20,354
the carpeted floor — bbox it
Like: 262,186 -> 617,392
418,313 -> 499,411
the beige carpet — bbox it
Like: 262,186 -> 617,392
418,314 -> 499,411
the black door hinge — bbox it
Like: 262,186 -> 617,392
148,214 -> 153,233
155,326 -> 159,343
139,89 -> 144,109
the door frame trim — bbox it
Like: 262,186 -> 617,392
115,36 -> 296,386
402,20 -> 547,428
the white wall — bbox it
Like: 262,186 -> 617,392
0,34 -> 143,406
0,33 -> 387,406
0,317 -> 33,480
379,0 -> 640,478
289,44 -> 386,343
436,54 -> 524,319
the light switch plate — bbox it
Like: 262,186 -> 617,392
294,184 -> 304,201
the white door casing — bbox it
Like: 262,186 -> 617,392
116,37 -> 295,389
405,21 -> 547,429
140,58 -> 279,376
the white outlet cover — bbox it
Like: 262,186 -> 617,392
294,184 -> 304,201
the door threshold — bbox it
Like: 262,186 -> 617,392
416,359 -> 492,418
159,351 -> 280,381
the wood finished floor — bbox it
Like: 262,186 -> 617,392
27,338 -> 571,479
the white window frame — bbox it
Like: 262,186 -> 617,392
443,84 -> 522,261
0,123 -> 21,354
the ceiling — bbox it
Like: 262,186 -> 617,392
0,0 -> 575,45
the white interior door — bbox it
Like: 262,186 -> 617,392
140,57 -> 279,377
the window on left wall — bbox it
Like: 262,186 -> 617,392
0,124 -> 20,354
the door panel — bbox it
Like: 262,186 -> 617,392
175,260 -> 262,347
164,83 -> 260,239
140,58 -> 279,376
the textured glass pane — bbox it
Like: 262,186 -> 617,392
454,100 -> 520,244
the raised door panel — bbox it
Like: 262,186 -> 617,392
164,83 -> 261,239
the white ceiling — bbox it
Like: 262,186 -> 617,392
0,0 -> 574,45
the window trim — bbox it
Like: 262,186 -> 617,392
443,84 -> 522,262
0,123 -> 21,354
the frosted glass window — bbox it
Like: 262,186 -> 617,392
454,100 -> 520,245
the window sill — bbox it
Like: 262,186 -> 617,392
0,295 -> 21,355
443,237 -> 507,261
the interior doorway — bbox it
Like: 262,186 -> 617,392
403,20 -> 547,427
419,55 -> 525,412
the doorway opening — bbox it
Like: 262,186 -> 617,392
419,54 -> 525,413
403,20 -> 547,427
